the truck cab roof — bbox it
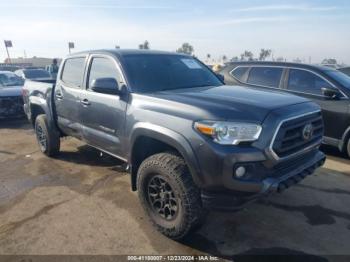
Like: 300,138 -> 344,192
67,49 -> 189,59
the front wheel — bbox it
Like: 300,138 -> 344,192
346,138 -> 350,158
35,114 -> 60,157
137,152 -> 206,240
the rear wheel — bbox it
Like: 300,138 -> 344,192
137,152 -> 206,240
346,138 -> 350,158
35,114 -> 60,157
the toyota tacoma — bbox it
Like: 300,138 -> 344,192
23,49 -> 326,239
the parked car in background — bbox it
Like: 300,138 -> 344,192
0,71 -> 25,119
339,67 -> 350,77
0,65 -> 21,72
219,61 -> 350,158
15,68 -> 52,80
320,64 -> 341,69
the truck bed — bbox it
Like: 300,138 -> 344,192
22,79 -> 57,124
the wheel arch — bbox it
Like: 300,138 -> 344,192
129,123 -> 202,191
28,96 -> 57,131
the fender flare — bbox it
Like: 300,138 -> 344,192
129,122 -> 202,190
28,95 -> 56,130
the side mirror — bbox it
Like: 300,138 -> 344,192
321,87 -> 341,100
216,73 -> 224,82
91,77 -> 120,95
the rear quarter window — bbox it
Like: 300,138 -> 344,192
230,66 -> 249,82
61,57 -> 86,87
247,67 -> 283,88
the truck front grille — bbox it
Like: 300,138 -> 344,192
0,96 -> 24,118
271,111 -> 323,159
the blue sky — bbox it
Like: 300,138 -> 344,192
1,0 -> 349,64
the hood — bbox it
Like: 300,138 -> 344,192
144,85 -> 309,123
0,86 -> 22,97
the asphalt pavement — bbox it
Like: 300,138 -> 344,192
0,119 -> 349,261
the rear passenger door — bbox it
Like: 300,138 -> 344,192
55,56 -> 87,138
246,66 -> 284,89
285,68 -> 349,140
79,55 -> 128,157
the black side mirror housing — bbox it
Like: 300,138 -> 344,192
321,87 -> 341,100
91,77 -> 120,95
216,73 -> 224,83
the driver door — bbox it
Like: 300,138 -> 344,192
80,55 -> 128,157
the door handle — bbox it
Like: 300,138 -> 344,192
81,99 -> 91,106
56,92 -> 63,99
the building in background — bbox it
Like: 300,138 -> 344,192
3,57 -> 62,68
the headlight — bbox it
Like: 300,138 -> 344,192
194,121 -> 262,145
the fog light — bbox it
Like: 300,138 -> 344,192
235,166 -> 246,178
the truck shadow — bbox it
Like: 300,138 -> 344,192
179,209 -> 335,261
57,144 -> 124,168
0,118 -> 31,130
178,189 -> 350,259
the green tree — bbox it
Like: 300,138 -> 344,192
259,49 -> 272,61
230,56 -> 239,62
176,43 -> 194,55
241,50 -> 254,61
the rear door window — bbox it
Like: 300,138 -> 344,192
61,57 -> 86,88
247,67 -> 283,88
231,67 -> 249,82
287,69 -> 332,95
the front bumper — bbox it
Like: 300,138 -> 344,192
201,150 -> 325,211
188,102 -> 326,211
0,96 -> 25,119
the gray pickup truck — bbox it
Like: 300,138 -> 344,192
23,49 -> 325,239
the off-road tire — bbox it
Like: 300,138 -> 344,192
137,152 -> 206,240
34,114 -> 60,157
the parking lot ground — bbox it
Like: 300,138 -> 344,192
0,119 -> 349,260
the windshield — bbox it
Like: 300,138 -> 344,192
325,70 -> 350,89
123,54 -> 222,92
24,69 -> 51,79
0,72 -> 24,87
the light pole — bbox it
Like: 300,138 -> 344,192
4,40 -> 13,63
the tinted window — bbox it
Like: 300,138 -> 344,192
247,67 -> 283,87
23,69 -> 51,79
288,69 -> 332,95
123,54 -> 222,93
0,72 -> 24,87
325,70 -> 350,89
338,67 -> 350,77
61,57 -> 85,87
88,57 -> 122,89
231,67 -> 248,82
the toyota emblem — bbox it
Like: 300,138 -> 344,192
302,124 -> 314,141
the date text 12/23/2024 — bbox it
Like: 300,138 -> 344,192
127,255 -> 220,261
